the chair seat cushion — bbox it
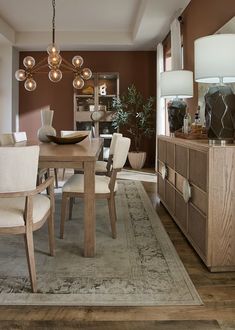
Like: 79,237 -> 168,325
0,194 -> 50,227
62,174 -> 117,194
95,160 -> 108,173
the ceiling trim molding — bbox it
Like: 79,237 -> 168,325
0,16 -> 15,44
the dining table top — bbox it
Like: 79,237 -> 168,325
21,137 -> 104,163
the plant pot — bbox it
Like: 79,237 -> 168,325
128,151 -> 146,170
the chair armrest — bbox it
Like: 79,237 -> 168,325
0,176 -> 54,198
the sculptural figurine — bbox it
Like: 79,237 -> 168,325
167,99 -> 187,133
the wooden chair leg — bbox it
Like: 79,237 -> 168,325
62,168 -> 66,181
47,212 -> 55,256
69,197 -> 75,220
60,194 -> 70,239
107,195 -> 117,239
24,231 -> 37,293
54,168 -> 58,188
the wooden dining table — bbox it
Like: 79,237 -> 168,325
37,137 -> 103,257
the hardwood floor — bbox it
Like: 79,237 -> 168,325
0,173 -> 234,329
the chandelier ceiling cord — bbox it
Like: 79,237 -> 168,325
15,0 -> 92,91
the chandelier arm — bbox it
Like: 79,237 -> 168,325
32,63 -> 50,73
31,57 -> 48,72
62,57 -> 76,69
60,62 -> 76,73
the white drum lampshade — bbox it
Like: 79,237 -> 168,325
160,70 -> 193,99
194,34 -> 235,83
194,34 -> 235,142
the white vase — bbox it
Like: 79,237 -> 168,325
37,109 -> 56,142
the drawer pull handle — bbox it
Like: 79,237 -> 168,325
183,179 -> 191,203
161,163 -> 168,180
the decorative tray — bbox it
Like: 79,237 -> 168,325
175,129 -> 208,140
46,133 -> 89,144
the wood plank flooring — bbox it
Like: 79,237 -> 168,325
0,173 -> 234,329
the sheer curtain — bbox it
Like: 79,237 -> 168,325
170,18 -> 182,70
156,43 -> 164,170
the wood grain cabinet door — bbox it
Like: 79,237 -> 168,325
158,139 -> 166,163
175,190 -> 187,232
165,181 -> 175,215
157,173 -> 165,202
175,145 -> 188,178
166,142 -> 175,169
189,149 -> 208,192
188,203 -> 207,259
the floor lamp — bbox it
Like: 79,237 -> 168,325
160,70 -> 193,135
194,34 -> 235,144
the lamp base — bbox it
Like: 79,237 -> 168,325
167,99 -> 187,133
205,86 -> 235,142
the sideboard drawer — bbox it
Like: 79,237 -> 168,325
189,149 -> 208,192
191,185 -> 207,215
158,139 -> 166,162
165,181 -> 175,215
166,142 -> 175,169
188,204 -> 207,257
175,190 -> 187,232
157,173 -> 165,201
175,145 -> 188,177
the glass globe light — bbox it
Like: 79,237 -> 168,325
23,56 -> 35,69
81,68 -> 92,80
15,69 -> 26,81
24,78 -> 37,91
48,69 -> 62,82
73,76 -> 84,89
47,43 -> 60,55
72,56 -> 84,68
48,54 -> 62,68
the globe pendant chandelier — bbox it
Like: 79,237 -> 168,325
15,0 -> 92,91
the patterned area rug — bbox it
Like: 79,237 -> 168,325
117,169 -> 157,182
0,181 -> 202,306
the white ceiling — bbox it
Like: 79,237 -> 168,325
0,0 -> 191,50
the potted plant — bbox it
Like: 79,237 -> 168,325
112,84 -> 155,169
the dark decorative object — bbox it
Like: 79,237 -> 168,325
167,99 -> 187,133
46,134 -> 88,144
205,86 -> 235,142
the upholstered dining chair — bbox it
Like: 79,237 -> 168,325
60,136 -> 130,240
0,146 -> 55,293
95,132 -> 123,175
0,133 -> 14,146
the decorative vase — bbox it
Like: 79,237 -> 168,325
128,151 -> 146,170
37,109 -> 56,142
167,99 -> 187,133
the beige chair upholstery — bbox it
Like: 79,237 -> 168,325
60,136 -> 130,240
95,133 -> 123,175
0,133 -> 14,146
0,146 -> 55,293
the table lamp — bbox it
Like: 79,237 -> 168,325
160,70 -> 193,134
194,34 -> 235,144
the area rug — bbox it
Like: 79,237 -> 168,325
117,169 -> 157,182
0,181 -> 202,306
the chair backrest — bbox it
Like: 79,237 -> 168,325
13,131 -> 27,143
0,146 -> 39,193
109,133 -> 123,155
0,133 -> 14,146
61,130 -> 92,139
113,137 -> 131,169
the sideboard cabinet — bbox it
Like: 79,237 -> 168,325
157,136 -> 235,272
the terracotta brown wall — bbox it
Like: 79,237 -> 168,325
181,0 -> 235,113
19,51 -> 156,166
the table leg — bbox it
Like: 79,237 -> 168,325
84,161 -> 96,257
